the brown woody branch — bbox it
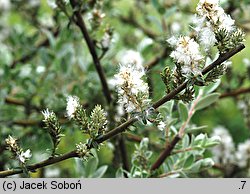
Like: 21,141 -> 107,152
70,0 -> 112,104
125,132 -> 163,151
0,44 -> 245,178
152,44 -> 245,109
151,134 -> 181,171
69,0 -> 131,172
219,87 -> 250,99
145,48 -> 170,70
97,44 -> 245,143
4,96 -> 88,117
5,97 -> 41,112
0,151 -> 78,178
9,118 -> 68,127
150,94 -> 202,171
119,13 -> 159,40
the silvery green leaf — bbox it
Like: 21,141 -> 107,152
115,167 -> 125,178
204,136 -> 221,148
74,158 -> 86,177
177,156 -> 188,167
140,137 -> 149,149
84,156 -> 98,177
195,93 -> 220,111
201,158 -> 214,168
193,146 -> 204,151
167,118 -> 178,127
182,134 -> 190,148
202,80 -> 221,95
151,0 -> 161,10
187,160 -> 202,173
0,45 -> 13,65
178,101 -> 189,121
186,125 -> 207,133
164,6 -> 177,18
162,163 -> 170,172
92,165 -> 108,178
194,133 -> 207,146
166,157 -> 175,171
42,29 -> 56,49
130,165 -> 137,177
184,154 -> 195,168
147,15 -> 162,31
145,151 -> 153,159
158,101 -> 174,117
179,170 -> 188,178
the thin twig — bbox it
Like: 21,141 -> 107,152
150,94 -> 202,171
171,147 -> 193,155
96,118 -> 138,143
150,134 -> 181,171
70,0 -> 112,104
212,163 -> 225,172
125,132 -> 163,151
178,95 -> 202,137
4,96 -> 88,115
98,49 -> 108,61
0,151 -> 78,178
145,48 -> 170,70
219,87 -> 250,98
119,14 -> 159,39
70,0 -> 131,172
10,118 -> 68,127
5,97 -> 41,112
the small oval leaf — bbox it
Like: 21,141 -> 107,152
184,154 -> 195,168
92,165 -> 108,178
202,80 -> 221,95
178,101 -> 189,121
195,93 -> 220,111
85,156 -> 98,177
